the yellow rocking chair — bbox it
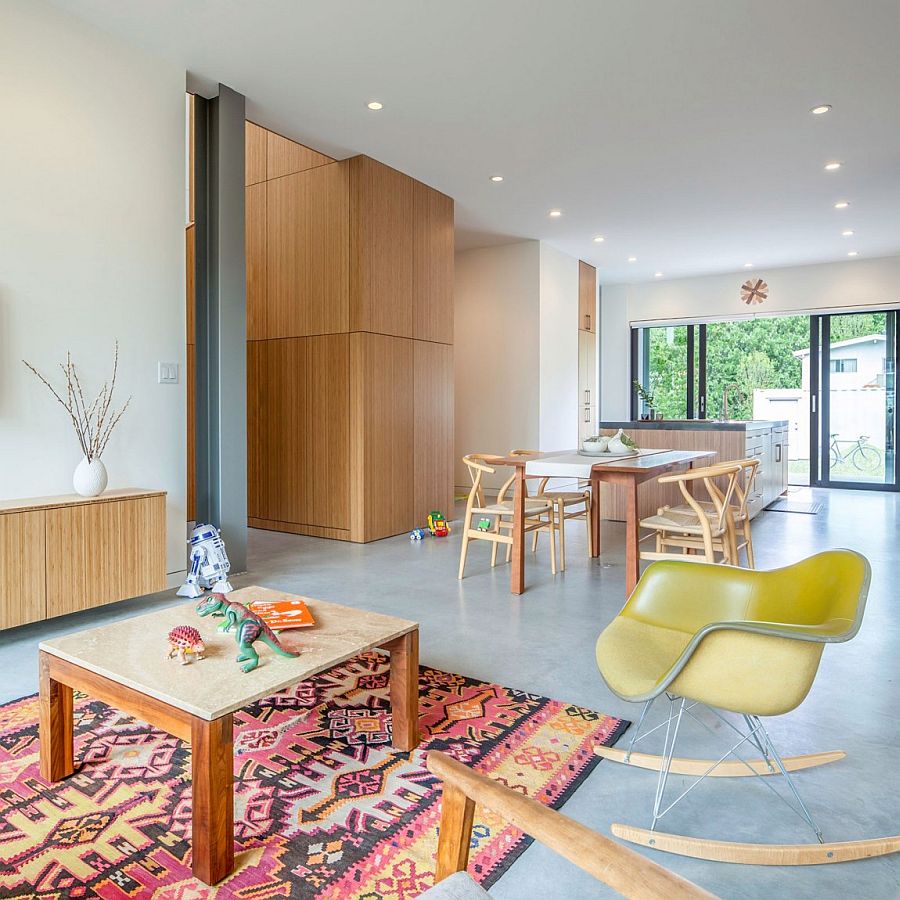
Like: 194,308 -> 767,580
594,550 -> 900,865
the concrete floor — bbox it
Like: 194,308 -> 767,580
2,487 -> 898,898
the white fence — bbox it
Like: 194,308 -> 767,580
754,388 -> 887,459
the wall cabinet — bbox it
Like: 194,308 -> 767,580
246,124 -> 454,542
0,490 -> 166,630
578,316 -> 597,440
578,261 -> 596,333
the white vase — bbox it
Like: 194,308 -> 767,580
73,456 -> 108,497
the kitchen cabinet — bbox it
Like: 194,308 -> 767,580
578,261 -> 596,333
596,421 -> 789,521
578,329 -> 597,440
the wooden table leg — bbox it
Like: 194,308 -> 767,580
191,714 -> 234,885
624,479 -> 641,596
510,466 -> 526,594
384,629 -> 420,751
590,471 -> 602,557
39,650 -> 74,782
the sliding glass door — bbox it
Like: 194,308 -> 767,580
816,311 -> 897,488
631,309 -> 899,491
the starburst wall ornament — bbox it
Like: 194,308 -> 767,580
741,278 -> 768,306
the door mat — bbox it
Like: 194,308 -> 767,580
765,498 -> 823,514
0,652 -> 628,898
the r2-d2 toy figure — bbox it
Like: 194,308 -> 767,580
177,523 -> 234,598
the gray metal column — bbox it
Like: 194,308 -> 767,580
193,84 -> 247,571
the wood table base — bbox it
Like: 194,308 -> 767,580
38,651 -> 234,885
39,651 -> 74,782
191,714 -> 235,884
38,630 -> 422,885
380,628 -> 421,750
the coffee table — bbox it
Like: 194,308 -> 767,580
38,586 -> 420,885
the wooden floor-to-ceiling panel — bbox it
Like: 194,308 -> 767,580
413,341 -> 454,523
413,183 -> 454,345
266,164 -> 349,338
266,129 -> 334,180
248,336 -> 350,533
349,333 -> 415,542
187,343 -> 196,520
186,222 -> 197,521
349,156 -> 415,338
246,182 -> 267,339
245,122 -> 268,185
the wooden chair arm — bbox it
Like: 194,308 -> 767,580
426,750 -> 715,899
463,457 -> 496,475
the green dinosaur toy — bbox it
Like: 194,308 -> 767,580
196,593 -> 300,672
195,593 -> 246,633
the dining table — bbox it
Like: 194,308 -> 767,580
483,448 -> 717,597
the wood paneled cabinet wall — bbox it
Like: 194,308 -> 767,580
0,490 -> 166,630
245,122 -> 454,543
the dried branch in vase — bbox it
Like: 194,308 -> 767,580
23,342 -> 132,461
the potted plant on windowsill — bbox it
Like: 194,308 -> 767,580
632,380 -> 658,421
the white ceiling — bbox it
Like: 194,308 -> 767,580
52,0 -> 900,284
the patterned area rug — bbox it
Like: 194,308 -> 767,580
0,652 -> 627,899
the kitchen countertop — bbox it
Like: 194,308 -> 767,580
600,419 -> 788,433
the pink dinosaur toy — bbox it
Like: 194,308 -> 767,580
167,625 -> 206,665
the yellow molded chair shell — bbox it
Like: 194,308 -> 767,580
596,550 -> 870,717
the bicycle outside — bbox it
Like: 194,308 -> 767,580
829,434 -> 882,473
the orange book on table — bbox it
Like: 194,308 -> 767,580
248,596 -> 316,630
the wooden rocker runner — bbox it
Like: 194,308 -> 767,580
594,551 -> 900,865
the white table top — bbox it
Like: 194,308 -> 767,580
40,586 -> 417,720
524,448 -> 667,479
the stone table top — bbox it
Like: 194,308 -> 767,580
40,586 -> 418,720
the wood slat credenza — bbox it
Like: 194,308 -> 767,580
0,489 -> 166,630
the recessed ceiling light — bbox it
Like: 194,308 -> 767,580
548,209 -> 562,217
810,104 -> 832,115
824,161 -> 842,171
627,256 -> 637,262
367,101 -> 383,110
654,272 -> 663,278
489,175 -> 504,182
847,250 -> 858,257
834,201 -> 849,209
841,229 -> 854,236
744,262 -> 754,268
593,235 -> 605,243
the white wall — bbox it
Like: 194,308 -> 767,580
454,242 -> 541,489
599,284 -> 630,419
600,256 -> 900,422
0,0 -> 187,578
538,243 -> 579,450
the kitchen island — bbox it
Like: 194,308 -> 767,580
597,420 -> 788,522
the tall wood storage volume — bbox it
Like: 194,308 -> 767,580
246,126 -> 454,543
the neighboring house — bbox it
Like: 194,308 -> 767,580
794,335 -> 887,390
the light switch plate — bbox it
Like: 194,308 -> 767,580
158,362 -> 179,384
